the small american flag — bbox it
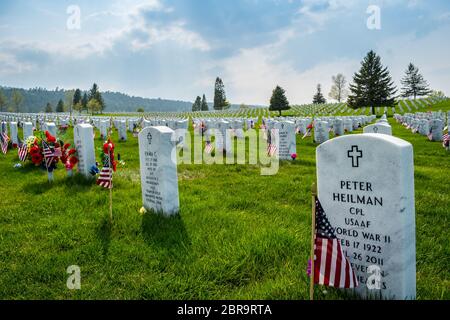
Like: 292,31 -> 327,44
267,143 -> 277,157
313,197 -> 358,288
97,153 -> 113,189
443,133 -> 449,149
204,141 -> 214,154
18,143 -> 28,161
42,141 -> 56,169
302,128 -> 312,140
0,132 -> 9,154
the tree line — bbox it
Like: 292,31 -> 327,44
268,50 -> 444,116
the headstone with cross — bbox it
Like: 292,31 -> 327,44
316,134 -> 416,300
138,126 -> 179,216
363,123 -> 392,136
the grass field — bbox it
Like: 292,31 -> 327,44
0,112 -> 448,300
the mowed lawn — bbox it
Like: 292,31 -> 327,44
0,116 -> 448,300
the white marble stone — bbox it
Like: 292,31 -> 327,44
9,122 -> 18,145
139,126 -> 179,216
363,123 -> 392,136
118,120 -> 127,141
46,122 -> 57,138
74,124 -> 96,178
316,134 -> 416,300
314,121 -> 329,144
272,121 -> 296,160
23,122 -> 34,140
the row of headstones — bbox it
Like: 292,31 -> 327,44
139,121 -> 417,300
0,121 -> 58,145
393,111 -> 449,141
1,119 -> 418,300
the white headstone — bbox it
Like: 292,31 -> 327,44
316,134 -> 416,300
74,124 -> 96,178
9,122 -> 19,145
46,122 -> 57,139
314,121 -> 329,144
23,122 -> 33,140
273,121 -> 296,160
118,120 -> 127,141
139,126 -> 179,216
363,123 -> 392,136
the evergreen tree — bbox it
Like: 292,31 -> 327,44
214,77 -> 229,110
192,96 -> 202,111
348,50 -> 397,115
269,85 -> 290,116
0,89 -> 7,112
45,102 -> 53,113
81,93 -> 88,112
329,74 -> 347,102
313,84 -> 327,104
73,89 -> 82,106
56,99 -> 65,113
201,94 -> 209,111
89,83 -> 105,113
401,63 -> 431,99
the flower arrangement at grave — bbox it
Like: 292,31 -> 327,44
291,153 -> 297,160
60,142 -> 79,176
24,131 -> 78,177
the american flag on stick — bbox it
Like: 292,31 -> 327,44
42,141 -> 56,169
97,153 -> 113,189
204,141 -> 214,154
18,143 -> 28,161
0,132 -> 9,154
267,143 -> 277,157
312,197 -> 358,289
443,133 -> 449,149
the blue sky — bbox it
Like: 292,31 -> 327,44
1,0 -> 449,105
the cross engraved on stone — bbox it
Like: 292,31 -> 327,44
347,145 -> 363,168
147,132 -> 152,145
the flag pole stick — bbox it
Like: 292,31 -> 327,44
109,145 -> 113,225
310,182 -> 317,301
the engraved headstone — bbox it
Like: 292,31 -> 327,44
139,126 -> 179,216
316,134 -> 416,300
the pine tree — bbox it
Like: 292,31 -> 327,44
329,74 -> 347,102
45,102 -> 53,113
214,77 -> 229,110
73,89 -> 82,106
269,85 -> 290,116
56,99 -> 65,113
313,84 -> 327,104
201,94 -> 209,111
401,63 -> 431,99
348,50 -> 397,115
81,93 -> 88,112
192,96 -> 202,111
89,83 -> 105,113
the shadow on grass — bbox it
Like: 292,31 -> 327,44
21,172 -> 95,195
96,215 -> 112,259
141,212 -> 191,257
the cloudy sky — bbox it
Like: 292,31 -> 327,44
0,0 -> 449,105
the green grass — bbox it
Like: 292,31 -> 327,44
0,118 -> 448,300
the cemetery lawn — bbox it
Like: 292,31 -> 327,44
0,121 -> 448,300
